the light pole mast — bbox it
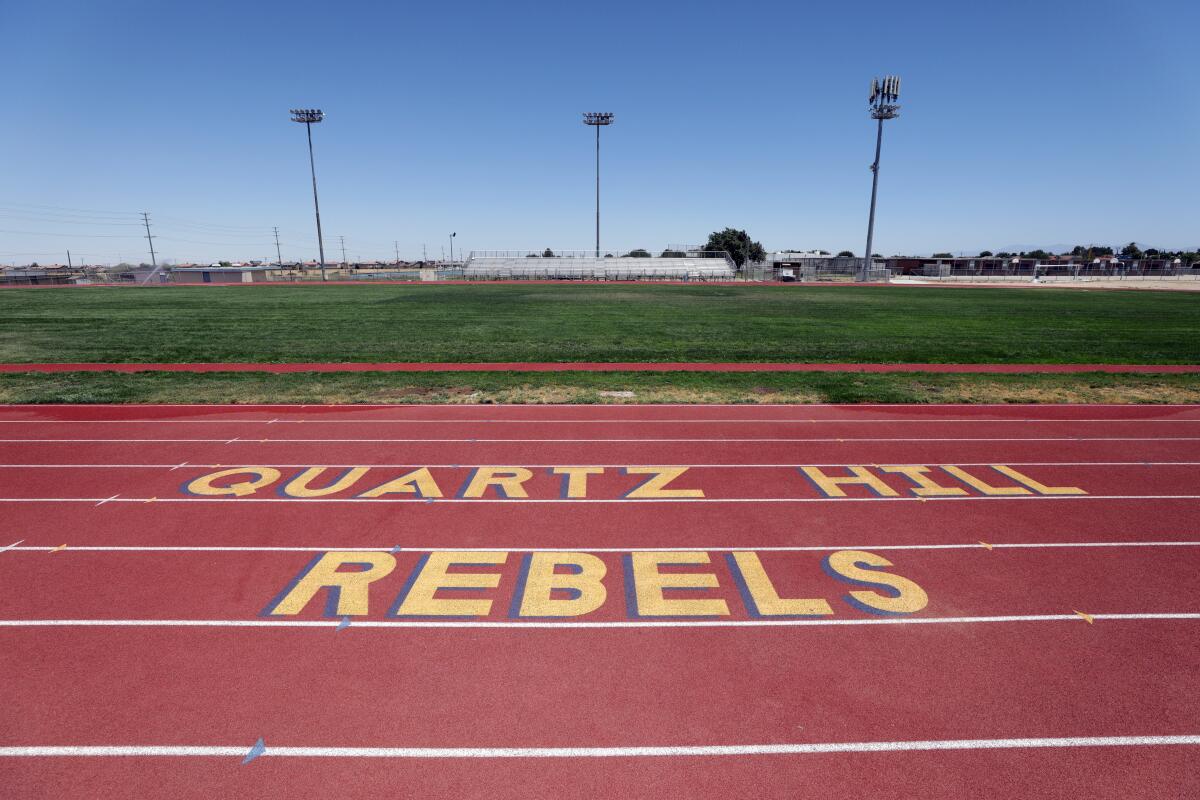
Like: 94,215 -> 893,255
861,76 -> 900,282
582,112 -> 614,258
290,108 -> 327,281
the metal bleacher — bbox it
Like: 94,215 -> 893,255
462,250 -> 736,281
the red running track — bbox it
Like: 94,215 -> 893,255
1,361 -> 1198,372
0,403 -> 1197,798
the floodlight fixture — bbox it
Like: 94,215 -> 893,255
583,112 -> 615,257
860,76 -> 902,281
290,108 -> 325,124
290,108 -> 327,279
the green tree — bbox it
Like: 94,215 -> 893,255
704,228 -> 765,269
542,248 -> 555,258
978,250 -> 993,257
624,249 -> 651,258
660,249 -> 686,258
837,250 -> 854,257
931,252 -> 954,259
1025,249 -> 1050,260
1120,242 -> 1142,259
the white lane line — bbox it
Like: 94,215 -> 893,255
0,539 -> 24,553
1,734 -> 1198,759
3,494 -> 1200,504
3,437 -> 1200,443
8,541 -> 1200,554
3,402 -> 1197,408
0,461 -> 1196,469
93,494 -> 119,507
0,614 -> 1197,629
3,418 -> 1199,424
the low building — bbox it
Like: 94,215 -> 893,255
170,266 -> 276,284
0,268 -> 73,286
766,252 -> 860,280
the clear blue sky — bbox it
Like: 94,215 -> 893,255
0,0 -> 1195,265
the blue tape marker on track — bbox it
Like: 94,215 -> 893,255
242,738 -> 265,765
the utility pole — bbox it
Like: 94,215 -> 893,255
449,232 -> 456,265
582,112 -> 614,257
273,227 -> 283,268
142,212 -> 157,267
140,212 -> 159,284
289,109 -> 327,280
861,76 -> 901,282
423,244 -> 427,262
339,235 -> 347,267
66,250 -> 73,270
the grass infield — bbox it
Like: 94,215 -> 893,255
1,284 -> 1197,365
2,370 -> 1197,405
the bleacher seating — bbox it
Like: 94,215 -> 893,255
462,254 -> 735,281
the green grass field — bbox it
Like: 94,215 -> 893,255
1,284 -> 1197,364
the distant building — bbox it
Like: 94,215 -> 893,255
0,268 -> 72,286
170,266 -> 276,284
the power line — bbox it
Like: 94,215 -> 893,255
0,201 -> 137,218
0,227 -> 141,239
0,211 -> 143,227
0,201 -> 281,236
151,216 -> 271,234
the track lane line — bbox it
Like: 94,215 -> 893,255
7,541 -> 1200,553
5,437 -> 1200,443
4,494 -> 1200,503
4,418 -> 1200,424
1,613 -> 1197,629
3,461 -> 1197,468
2,735 -> 1199,759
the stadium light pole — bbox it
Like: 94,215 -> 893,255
861,77 -> 900,282
290,108 -> 328,281
582,112 -> 614,258
449,232 -> 456,265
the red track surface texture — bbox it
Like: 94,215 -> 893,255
0,403 -> 1197,798
1,361 -> 1198,373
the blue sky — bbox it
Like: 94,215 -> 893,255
0,0 -> 1195,264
